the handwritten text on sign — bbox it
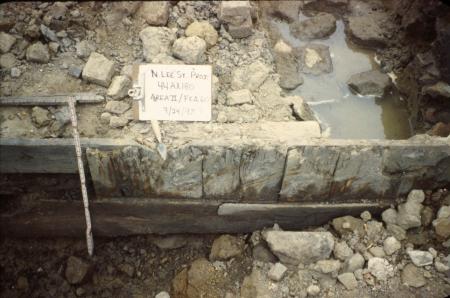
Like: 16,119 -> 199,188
137,64 -> 212,121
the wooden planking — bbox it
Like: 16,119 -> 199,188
0,198 -> 388,237
0,138 -> 137,173
0,93 -> 104,106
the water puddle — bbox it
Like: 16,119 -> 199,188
273,17 -> 412,139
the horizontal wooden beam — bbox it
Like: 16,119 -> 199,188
0,198 -> 388,237
0,138 -> 137,173
0,93 -> 104,106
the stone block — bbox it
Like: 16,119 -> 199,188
82,52 -> 115,87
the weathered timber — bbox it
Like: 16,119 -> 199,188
0,138 -> 137,173
0,198 -> 388,237
1,136 -> 449,201
0,93 -> 104,106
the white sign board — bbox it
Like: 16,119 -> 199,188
136,64 -> 212,121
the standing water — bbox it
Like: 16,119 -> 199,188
273,18 -> 412,139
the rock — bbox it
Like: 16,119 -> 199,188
152,235 -> 187,250
423,81 -> 450,99
209,235 -> 244,261
173,258 -> 226,298
383,237 -> 401,255
273,39 -> 303,90
343,253 -> 365,273
76,40 -> 96,59
100,112 -> 111,124
219,1 -> 253,39
82,52 -> 116,87
105,101 -> 130,115
139,26 -> 177,62
290,13 -> 336,40
252,243 -> 278,263
185,21 -> 218,47
437,206 -> 450,219
381,208 -> 398,225
337,272 -> 358,290
11,67 -> 21,77
366,220 -> 384,243
334,241 -> 353,261
53,106 -> 71,126
68,66 -> 83,78
155,291 -> 170,298
386,224 -> 406,241
369,246 -> 386,258
24,24 -> 39,40
172,36 -> 206,64
228,15 -> 253,39
401,264 -> 426,288
138,1 -> 170,26
428,247 -> 438,258
367,257 -> 394,281
295,44 -> 332,75
421,206 -> 434,227
396,189 -> 424,230
408,189 -> 426,204
231,61 -> 270,91
433,217 -> 450,239
26,42 -> 50,63
109,115 -> 129,128
263,231 -> 334,265
407,250 -> 433,267
16,276 -> 29,290
240,268 -> 272,298
285,95 -> 316,121
430,122 -> 450,138
306,284 -> 321,296
31,106 -> 51,127
360,211 -> 372,222
107,76 -> 131,100
262,1 -> 301,23
346,15 -> 388,48
40,24 -> 58,42
227,89 -> 253,106
435,260 -> 450,272
0,32 -> 16,53
48,42 -> 59,53
268,262 -> 287,282
332,216 -> 365,237
65,256 -> 92,285
171,268 -> 188,298
0,52 -> 16,69
347,70 -> 391,96
314,259 -> 341,275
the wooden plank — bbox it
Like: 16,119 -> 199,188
0,198 -> 388,237
0,138 -> 137,173
0,93 -> 104,106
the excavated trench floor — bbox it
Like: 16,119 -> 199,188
272,14 -> 412,139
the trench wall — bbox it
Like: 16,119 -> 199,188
1,127 -> 449,236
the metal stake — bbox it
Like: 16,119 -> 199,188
68,97 -> 94,256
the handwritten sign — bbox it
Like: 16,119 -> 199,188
136,64 -> 212,121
